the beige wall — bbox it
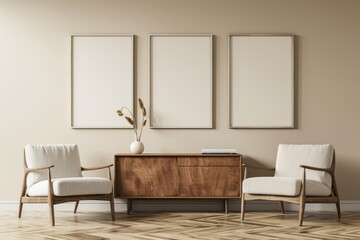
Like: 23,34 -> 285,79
0,0 -> 359,202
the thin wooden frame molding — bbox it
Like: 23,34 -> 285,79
149,34 -> 214,129
229,34 -> 295,129
71,34 -> 134,129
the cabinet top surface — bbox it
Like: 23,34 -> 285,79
114,153 -> 241,157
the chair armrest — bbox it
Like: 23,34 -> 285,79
242,164 -> 275,179
25,165 -> 54,173
22,165 -> 55,194
299,165 -> 332,173
81,164 -> 113,171
81,164 -> 114,181
242,164 -> 275,171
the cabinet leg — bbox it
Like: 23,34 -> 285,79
224,199 -> 228,214
127,199 -> 132,214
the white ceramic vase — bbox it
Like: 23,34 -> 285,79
130,141 -> 144,154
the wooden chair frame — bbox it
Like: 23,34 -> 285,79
18,152 -> 115,226
241,152 -> 340,226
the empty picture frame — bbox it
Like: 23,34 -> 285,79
71,34 -> 134,128
150,34 -> 213,128
229,34 -> 295,128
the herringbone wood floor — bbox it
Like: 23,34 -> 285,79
2,210 -> 360,239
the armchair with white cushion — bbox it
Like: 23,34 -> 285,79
241,144 -> 340,226
18,144 -> 115,226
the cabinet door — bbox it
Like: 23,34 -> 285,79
179,167 -> 240,197
117,157 -> 178,197
178,156 -> 240,197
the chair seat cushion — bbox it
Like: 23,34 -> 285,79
243,177 -> 331,197
27,177 -> 112,197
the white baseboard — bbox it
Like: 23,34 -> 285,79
1,199 -> 360,212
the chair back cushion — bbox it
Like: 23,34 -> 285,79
25,144 -> 82,187
274,144 -> 334,189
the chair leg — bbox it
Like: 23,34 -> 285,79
333,182 -> 341,220
48,195 -> 55,226
279,201 -> 285,214
19,175 -> 27,219
336,200 -> 341,219
298,199 -> 305,226
74,201 -> 80,213
18,201 -> 23,218
49,201 -> 55,226
110,193 -> 115,221
241,193 -> 245,220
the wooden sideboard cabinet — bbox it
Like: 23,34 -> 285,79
114,153 -> 242,213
